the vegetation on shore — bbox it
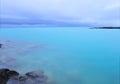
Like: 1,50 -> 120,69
90,27 -> 120,29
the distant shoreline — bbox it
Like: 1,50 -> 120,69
0,25 -> 120,29
90,27 -> 120,29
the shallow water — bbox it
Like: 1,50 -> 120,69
0,28 -> 120,84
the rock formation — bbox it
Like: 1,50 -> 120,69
0,44 -> 2,48
0,68 -> 48,84
0,68 -> 19,84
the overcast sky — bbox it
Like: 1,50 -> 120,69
0,0 -> 120,26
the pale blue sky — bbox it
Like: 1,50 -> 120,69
0,0 -> 120,26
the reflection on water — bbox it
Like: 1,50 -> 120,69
0,28 -> 119,84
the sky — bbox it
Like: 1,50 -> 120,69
0,0 -> 120,27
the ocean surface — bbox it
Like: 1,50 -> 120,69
0,27 -> 119,84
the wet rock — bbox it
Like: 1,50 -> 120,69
0,68 -> 10,84
0,68 -> 48,84
7,76 -> 30,84
7,70 -> 19,78
0,43 -> 3,48
26,70 -> 48,83
0,69 -> 19,84
26,70 -> 44,78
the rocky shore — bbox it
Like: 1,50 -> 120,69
0,68 -> 48,84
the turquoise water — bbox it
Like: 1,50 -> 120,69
0,28 -> 119,84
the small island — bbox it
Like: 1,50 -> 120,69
90,27 -> 120,29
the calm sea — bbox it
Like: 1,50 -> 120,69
0,27 -> 119,84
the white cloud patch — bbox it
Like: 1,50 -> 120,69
104,2 -> 120,10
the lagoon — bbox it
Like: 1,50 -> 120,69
0,28 -> 119,84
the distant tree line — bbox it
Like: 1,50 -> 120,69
91,27 -> 120,29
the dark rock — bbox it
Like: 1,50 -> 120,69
7,70 -> 47,84
7,70 -> 19,78
0,44 -> 3,48
19,76 -> 28,81
25,70 -> 48,83
0,68 -> 10,84
26,70 -> 44,78
0,69 -> 19,84
0,68 -> 48,84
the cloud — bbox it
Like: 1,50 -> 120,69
0,0 -> 120,26
104,2 -> 120,10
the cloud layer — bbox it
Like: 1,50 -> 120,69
0,0 -> 120,26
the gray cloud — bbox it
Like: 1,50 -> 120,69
0,0 -> 120,26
